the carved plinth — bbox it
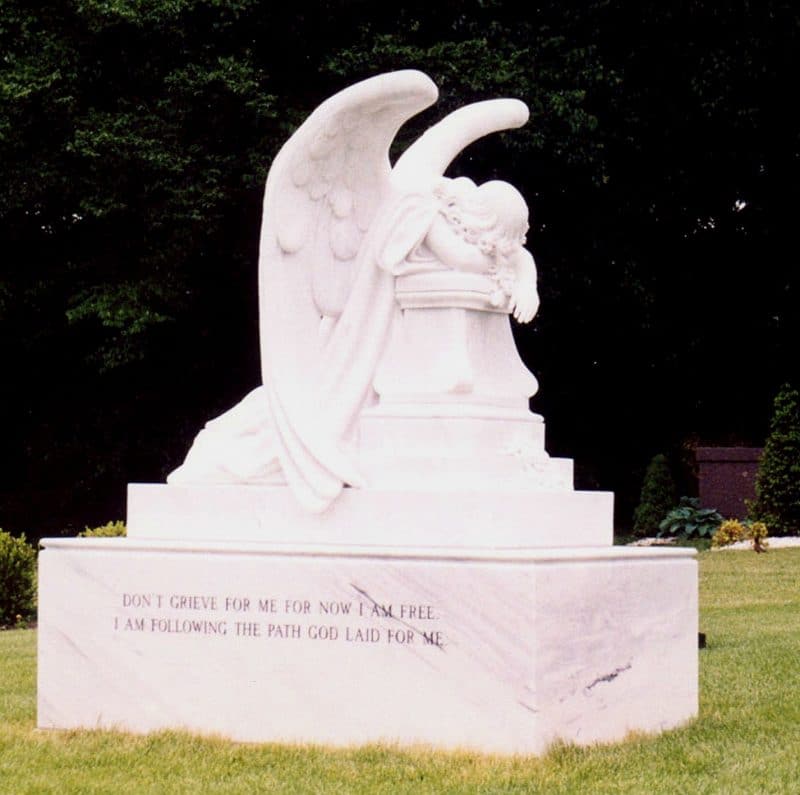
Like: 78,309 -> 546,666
126,483 -> 610,546
363,272 -> 568,490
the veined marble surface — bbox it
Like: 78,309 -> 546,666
38,539 -> 697,754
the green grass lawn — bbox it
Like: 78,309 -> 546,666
2,550 -> 799,794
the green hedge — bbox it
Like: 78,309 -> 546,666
0,529 -> 36,627
633,453 -> 677,537
750,385 -> 800,536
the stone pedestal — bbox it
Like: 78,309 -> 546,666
38,537 -> 697,754
363,279 -> 568,492
126,484 -> 611,547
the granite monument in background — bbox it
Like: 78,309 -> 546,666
38,71 -> 697,754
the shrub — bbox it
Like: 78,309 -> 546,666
658,497 -> 723,539
0,529 -> 37,626
79,521 -> 126,538
712,519 -> 746,548
633,453 -> 677,537
712,519 -> 769,553
749,384 -> 800,536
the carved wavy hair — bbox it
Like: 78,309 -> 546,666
433,178 -> 528,264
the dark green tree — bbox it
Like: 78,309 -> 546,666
750,385 -> 800,536
0,0 -> 609,535
0,1 -> 798,536
633,453 -> 677,538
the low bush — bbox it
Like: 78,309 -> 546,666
711,518 -> 769,553
712,519 -> 747,547
658,497 -> 723,539
78,521 -> 126,538
0,529 -> 37,626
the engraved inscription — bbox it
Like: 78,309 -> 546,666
114,589 -> 444,648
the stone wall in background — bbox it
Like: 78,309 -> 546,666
696,447 -> 762,519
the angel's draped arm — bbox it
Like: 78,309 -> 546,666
510,249 -> 539,324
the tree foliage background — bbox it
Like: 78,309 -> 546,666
1,0 -> 798,537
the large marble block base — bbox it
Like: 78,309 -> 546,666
38,538 -> 697,754
127,484 -> 613,547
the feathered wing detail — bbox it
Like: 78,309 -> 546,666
267,71 -> 439,320
258,71 -> 438,511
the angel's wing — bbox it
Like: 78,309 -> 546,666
392,98 -> 529,193
257,71 -> 438,511
261,70 -> 438,324
257,73 -> 532,512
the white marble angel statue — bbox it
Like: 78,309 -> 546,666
169,70 -> 541,511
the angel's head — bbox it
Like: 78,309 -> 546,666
433,178 -> 528,264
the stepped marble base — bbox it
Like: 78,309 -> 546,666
37,538 -> 697,754
127,483 -> 612,547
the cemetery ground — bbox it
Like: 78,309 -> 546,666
1,549 -> 799,794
